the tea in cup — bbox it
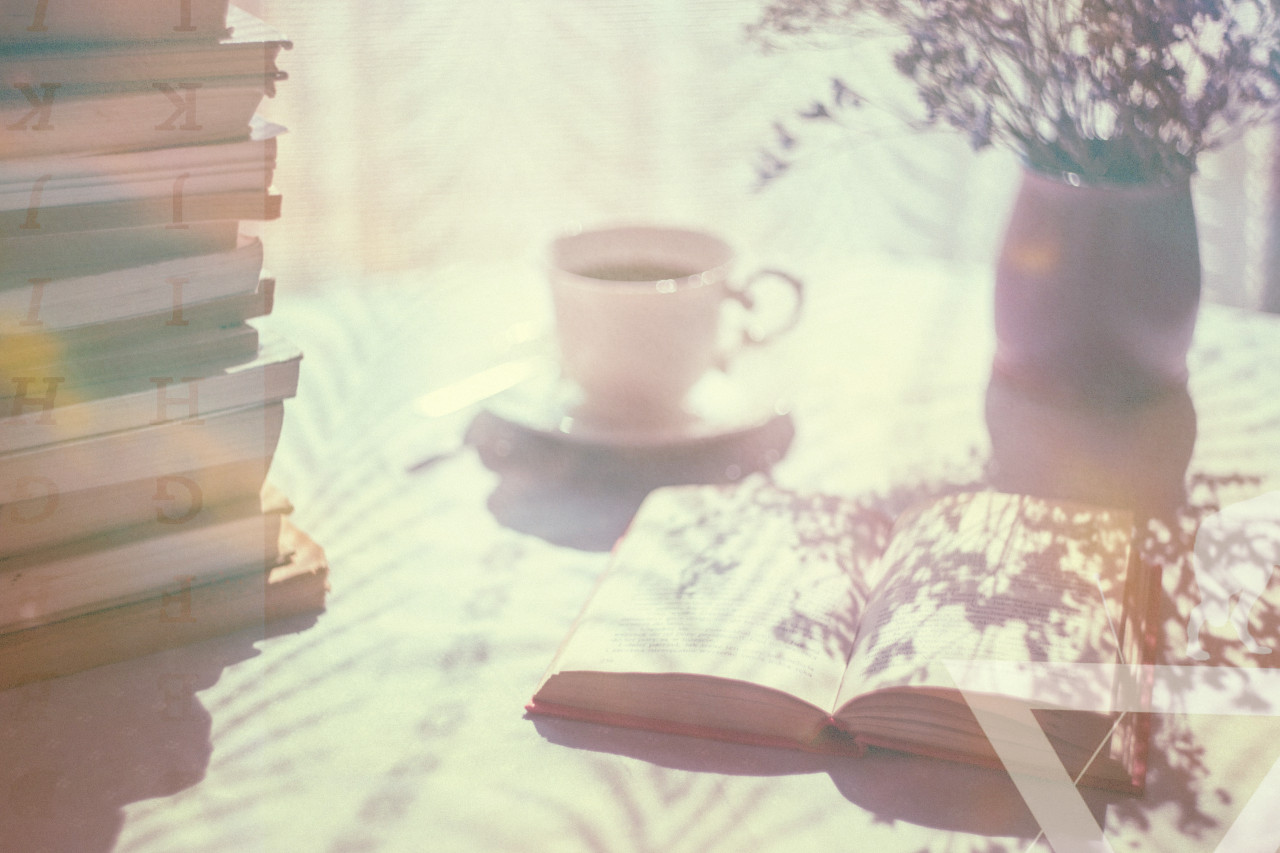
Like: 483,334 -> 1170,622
548,225 -> 802,426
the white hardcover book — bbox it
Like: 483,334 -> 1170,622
0,81 -> 266,161
0,503 -> 283,635
0,234 -> 264,330
0,9 -> 289,92
0,0 -> 231,44
0,165 -> 273,210
0,401 -> 284,501
0,118 -> 281,187
0,187 -> 280,235
0,458 -> 271,559
0,331 -> 300,453
0,221 -> 240,281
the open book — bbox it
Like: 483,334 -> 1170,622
528,482 -> 1157,791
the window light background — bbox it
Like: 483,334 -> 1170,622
246,0 -> 1273,310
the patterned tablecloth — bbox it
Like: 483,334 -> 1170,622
4,256 -> 1280,853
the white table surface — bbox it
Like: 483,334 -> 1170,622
4,255 -> 1280,853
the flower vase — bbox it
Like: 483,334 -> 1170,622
993,167 -> 1201,406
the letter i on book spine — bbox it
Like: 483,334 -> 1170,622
0,0 -> 327,690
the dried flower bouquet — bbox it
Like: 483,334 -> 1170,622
750,0 -> 1280,184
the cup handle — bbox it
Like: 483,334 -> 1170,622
728,269 -> 804,347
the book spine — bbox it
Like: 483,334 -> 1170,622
0,558 -> 327,693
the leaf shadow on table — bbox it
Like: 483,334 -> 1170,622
467,409 -> 798,552
1108,469 -> 1280,848
987,369 -> 1280,843
0,617 -> 317,853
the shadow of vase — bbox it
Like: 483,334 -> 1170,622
984,367 -> 1197,518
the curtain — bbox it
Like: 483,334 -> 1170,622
255,0 -> 1271,309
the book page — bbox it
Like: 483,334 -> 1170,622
835,491 -> 1132,711
548,480 -> 872,711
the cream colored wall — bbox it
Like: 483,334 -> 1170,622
250,0 -> 1269,309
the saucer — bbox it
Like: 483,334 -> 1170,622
485,368 -> 790,447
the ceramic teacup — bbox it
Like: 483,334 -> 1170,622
548,225 -> 802,426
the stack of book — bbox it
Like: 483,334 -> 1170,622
0,0 -> 327,690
